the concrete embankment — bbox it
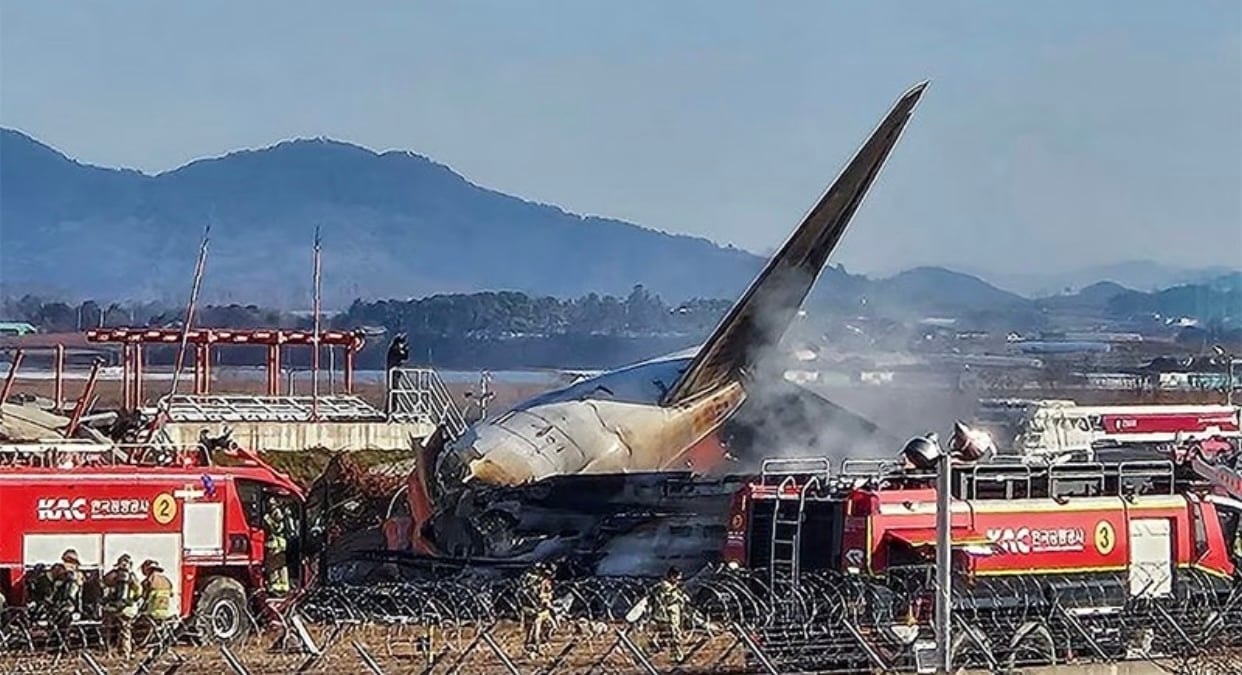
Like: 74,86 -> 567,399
963,661 -> 1200,674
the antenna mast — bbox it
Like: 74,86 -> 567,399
167,225 -> 210,403
311,227 -> 323,421
144,225 -> 209,441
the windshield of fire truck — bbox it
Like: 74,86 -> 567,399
1214,501 -> 1242,563
236,479 -> 300,531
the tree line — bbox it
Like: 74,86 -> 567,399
1,286 -> 732,339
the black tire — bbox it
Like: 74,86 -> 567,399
194,576 -> 251,643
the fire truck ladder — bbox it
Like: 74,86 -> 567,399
768,475 -> 802,592
764,458 -> 829,594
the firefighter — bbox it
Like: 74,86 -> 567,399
648,566 -> 689,660
139,560 -> 175,623
53,549 -> 84,620
102,554 -> 142,658
27,563 -> 55,617
263,496 -> 291,595
385,333 -> 409,413
386,333 -> 409,372
519,561 -> 555,654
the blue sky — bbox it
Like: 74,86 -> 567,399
2,2 -> 1239,275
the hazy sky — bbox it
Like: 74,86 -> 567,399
2,2 -> 1240,275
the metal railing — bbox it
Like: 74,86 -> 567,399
385,368 -> 467,438
152,394 -> 389,423
0,439 -> 215,468
758,457 -> 831,487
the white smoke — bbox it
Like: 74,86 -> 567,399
720,273 -> 903,472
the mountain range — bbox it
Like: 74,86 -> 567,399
1,128 -> 1235,312
0,129 -> 761,306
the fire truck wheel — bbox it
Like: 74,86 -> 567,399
195,576 -> 251,643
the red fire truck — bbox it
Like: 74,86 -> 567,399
0,440 -> 305,642
976,399 -> 1240,460
723,453 -> 1242,669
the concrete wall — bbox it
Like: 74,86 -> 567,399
161,420 -> 435,452
962,661 -> 1192,675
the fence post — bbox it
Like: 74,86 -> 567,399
729,624 -> 777,675
481,630 -> 523,675
79,650 -> 108,675
219,645 -> 253,675
615,630 -> 659,675
352,640 -> 387,675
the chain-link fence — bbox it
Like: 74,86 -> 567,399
3,566 -> 1242,673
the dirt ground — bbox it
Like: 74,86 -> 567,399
0,621 -> 750,674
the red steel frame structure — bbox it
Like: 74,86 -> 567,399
85,328 -> 366,410
2,345 -> 104,414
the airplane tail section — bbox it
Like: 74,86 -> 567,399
661,82 -> 928,406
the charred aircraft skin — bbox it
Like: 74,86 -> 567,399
419,381 -> 893,572
427,470 -> 750,576
405,82 -> 930,564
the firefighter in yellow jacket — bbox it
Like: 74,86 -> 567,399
263,497 -> 291,595
140,559 -> 175,622
519,562 -> 555,653
649,566 -> 689,660
102,554 -> 142,658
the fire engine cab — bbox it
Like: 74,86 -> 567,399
0,439 -> 306,642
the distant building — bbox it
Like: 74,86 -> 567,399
1014,341 -> 1112,354
1166,316 -> 1200,328
859,370 -> 896,385
1138,355 -> 1239,392
1081,372 -> 1144,390
783,370 -> 821,385
0,322 -> 37,337
1063,332 -> 1143,343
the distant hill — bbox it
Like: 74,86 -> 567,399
969,261 -> 1240,297
0,129 -> 764,306
1035,281 -> 1133,312
1207,272 -> 1242,293
1107,279 -> 1242,323
871,266 -> 1026,313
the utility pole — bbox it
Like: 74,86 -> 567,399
935,441 -> 953,674
167,225 -> 210,402
311,227 -> 322,421
1230,356 -> 1236,408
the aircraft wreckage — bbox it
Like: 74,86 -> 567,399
380,82 -> 928,577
